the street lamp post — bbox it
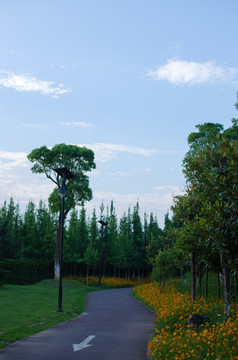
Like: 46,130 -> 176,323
54,167 -> 76,312
98,220 -> 108,287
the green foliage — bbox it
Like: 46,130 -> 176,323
107,202 -> 124,272
0,199 -> 56,284
197,137 -> 238,258
152,248 -> 178,283
132,202 -> 145,274
27,144 -> 96,214
84,240 -> 98,267
187,122 -> 224,156
0,198 -> 22,259
118,211 -> 134,274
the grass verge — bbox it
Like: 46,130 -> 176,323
0,279 -> 98,349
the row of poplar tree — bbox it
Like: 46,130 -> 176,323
0,197 -> 166,284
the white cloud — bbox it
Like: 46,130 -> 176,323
0,151 -> 29,169
22,123 -> 47,130
0,71 -> 71,97
59,121 -> 92,127
78,143 -> 181,163
108,171 -> 130,177
155,185 -> 184,193
0,151 -> 54,205
147,59 -> 238,85
108,168 -> 151,177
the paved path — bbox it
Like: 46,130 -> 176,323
0,288 -> 155,360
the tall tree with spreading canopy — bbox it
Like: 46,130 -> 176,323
180,112 -> 238,313
196,135 -> 238,316
27,143 -> 96,279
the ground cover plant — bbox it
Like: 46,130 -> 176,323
133,282 -> 238,360
0,279 -> 98,349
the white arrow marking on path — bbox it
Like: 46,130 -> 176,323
73,335 -> 96,352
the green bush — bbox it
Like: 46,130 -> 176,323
0,258 -> 53,284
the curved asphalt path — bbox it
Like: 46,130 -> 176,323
0,288 -> 155,360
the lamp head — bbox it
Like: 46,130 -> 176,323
58,186 -> 68,199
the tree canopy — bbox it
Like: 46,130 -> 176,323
27,143 -> 96,215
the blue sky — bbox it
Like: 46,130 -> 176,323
0,0 -> 237,226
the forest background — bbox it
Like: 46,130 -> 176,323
0,196 -> 162,285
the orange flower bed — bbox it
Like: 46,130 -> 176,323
133,282 -> 238,360
65,276 -> 152,288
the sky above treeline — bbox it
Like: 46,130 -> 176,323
0,0 -> 238,226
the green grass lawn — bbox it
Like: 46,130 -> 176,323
0,279 -> 98,349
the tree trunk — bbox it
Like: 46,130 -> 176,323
205,265 -> 209,300
235,271 -> 238,301
86,266 -> 89,286
217,271 -> 221,300
220,251 -> 231,317
198,263 -> 203,297
191,252 -> 196,302
54,208 -> 70,280
54,218 -> 61,280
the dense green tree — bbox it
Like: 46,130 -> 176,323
108,201 -> 122,278
35,200 -> 56,261
146,213 -> 163,268
78,205 -> 88,260
186,122 -> 224,155
152,248 -> 178,287
87,208 -> 99,277
89,208 -> 98,248
174,112 -> 238,311
171,191 -> 205,301
132,202 -> 145,279
97,202 -> 109,277
195,135 -> 238,315
0,199 -> 20,258
21,201 -> 38,258
64,209 -> 80,275
20,200 -> 55,260
118,210 -> 134,279
84,239 -> 98,284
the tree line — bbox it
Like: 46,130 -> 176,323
0,197 -> 165,284
151,94 -> 238,316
